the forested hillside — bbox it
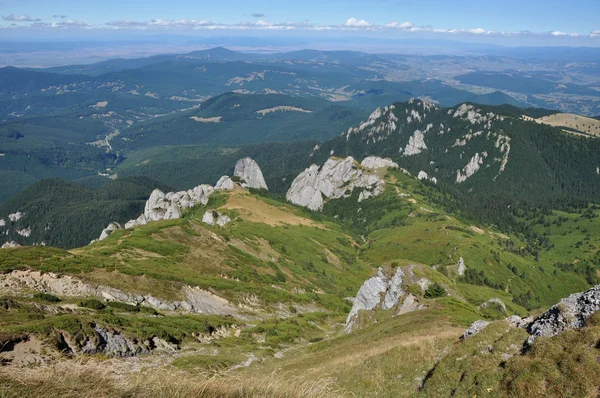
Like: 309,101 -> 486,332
0,177 -> 172,248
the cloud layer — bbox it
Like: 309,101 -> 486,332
1,13 -> 599,40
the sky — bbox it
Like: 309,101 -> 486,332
1,0 -> 600,46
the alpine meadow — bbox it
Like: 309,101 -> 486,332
2,1 -> 600,397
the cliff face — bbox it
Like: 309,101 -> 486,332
285,156 -> 397,211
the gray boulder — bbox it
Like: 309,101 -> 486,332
215,175 -> 235,191
202,210 -> 231,227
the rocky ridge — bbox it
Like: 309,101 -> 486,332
91,158 -> 265,243
286,156 -> 396,211
461,284 -> 600,346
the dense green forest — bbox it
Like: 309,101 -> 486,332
0,177 -> 172,248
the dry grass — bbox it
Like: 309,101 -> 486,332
221,189 -> 319,227
0,359 -> 347,398
523,113 -> 600,137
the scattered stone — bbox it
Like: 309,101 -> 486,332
202,210 -> 231,227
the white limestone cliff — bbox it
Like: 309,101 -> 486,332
286,156 -> 390,211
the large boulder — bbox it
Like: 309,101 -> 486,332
1,241 -> 21,249
234,158 -> 268,190
215,176 -> 234,191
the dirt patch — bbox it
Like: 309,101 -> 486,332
0,336 -> 52,366
221,190 -> 321,228
323,248 -> 342,269
470,226 -> 485,235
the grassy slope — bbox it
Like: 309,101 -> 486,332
2,171 -> 600,397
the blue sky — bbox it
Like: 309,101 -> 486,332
2,0 -> 600,46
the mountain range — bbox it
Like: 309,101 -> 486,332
3,46 -> 600,397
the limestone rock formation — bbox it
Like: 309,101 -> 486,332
526,285 -> 600,345
456,257 -> 466,276
286,156 -> 387,211
1,241 -> 21,249
360,156 -> 399,169
462,320 -> 490,339
234,157 -> 268,190
417,170 -> 438,185
202,210 -> 232,227
0,269 -> 242,317
215,175 -> 235,191
98,222 -> 121,242
344,266 -> 425,332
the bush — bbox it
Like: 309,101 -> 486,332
79,299 -> 105,310
424,283 -> 447,298
33,293 -> 61,303
106,301 -> 140,312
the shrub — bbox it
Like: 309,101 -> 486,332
33,293 -> 60,303
424,283 -> 447,298
79,299 -> 105,310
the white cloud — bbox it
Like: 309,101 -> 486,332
343,17 -> 372,28
591,30 -> 600,37
52,15 -> 68,19
468,28 -> 487,34
2,13 -> 41,22
385,21 -> 414,29
251,13 -> 265,18
30,19 -> 92,29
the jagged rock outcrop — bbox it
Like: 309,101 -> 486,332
417,170 -> 438,185
91,222 -> 121,244
202,210 -> 231,227
234,157 -> 268,190
8,212 -> 23,222
64,325 -> 178,357
360,156 -> 399,169
1,241 -> 21,249
456,257 -> 466,276
462,320 -> 490,339
286,156 -> 387,211
0,270 -> 242,317
144,185 -> 214,222
526,285 -> 600,345
344,266 -> 425,332
215,175 -> 235,191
